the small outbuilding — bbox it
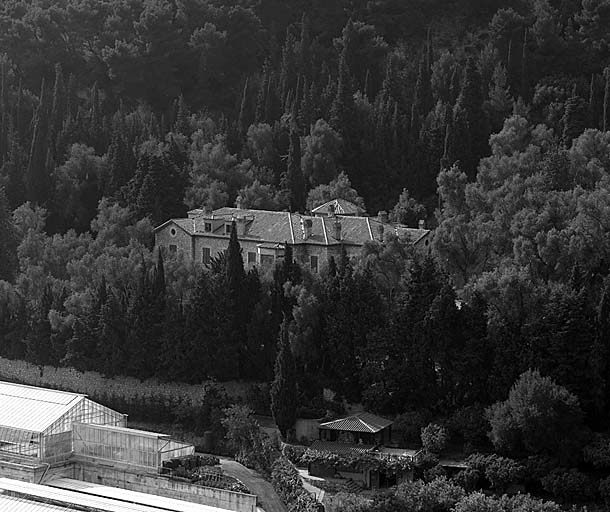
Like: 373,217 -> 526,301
318,412 -> 393,445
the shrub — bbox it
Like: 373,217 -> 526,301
447,405 -> 489,448
423,464 -> 447,482
394,410 -> 430,444
395,476 -> 465,511
453,492 -> 502,512
498,493 -> 561,512
332,493 -> 372,512
282,443 -> 307,465
583,433 -> 610,469
270,457 -> 319,512
463,453 -> 524,492
599,475 -> 610,506
486,370 -> 584,463
521,455 -> 558,491
421,423 -> 449,454
452,468 -> 481,491
221,405 -> 279,476
482,454 -> 525,492
541,468 -> 596,501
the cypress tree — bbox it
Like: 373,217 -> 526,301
411,50 -> 433,133
270,317 -> 297,438
286,124 -> 305,212
330,22 -> 355,132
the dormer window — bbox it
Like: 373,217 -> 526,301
204,222 -> 212,232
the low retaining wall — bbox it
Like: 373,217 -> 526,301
72,456 -> 257,512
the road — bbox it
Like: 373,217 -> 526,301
216,457 -> 287,512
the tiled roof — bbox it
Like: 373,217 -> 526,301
307,440 -> 375,456
155,206 -> 431,248
311,199 -> 364,216
319,412 -> 393,433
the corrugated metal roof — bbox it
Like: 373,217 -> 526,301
49,478 -> 232,512
0,478 -> 174,512
76,423 -> 170,439
319,412 -> 393,433
308,440 -> 375,456
0,494 -> 80,511
0,382 -> 85,433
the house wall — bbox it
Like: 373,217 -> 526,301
156,221 -> 364,273
295,418 -> 324,442
155,223 -> 195,260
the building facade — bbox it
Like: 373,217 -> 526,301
154,201 -> 432,273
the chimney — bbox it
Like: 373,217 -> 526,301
204,205 -> 213,216
235,216 -> 248,236
236,195 -> 242,209
301,218 -> 313,240
333,219 -> 342,240
378,210 -> 388,223
328,203 -> 336,217
377,223 -> 384,241
418,219 -> 426,230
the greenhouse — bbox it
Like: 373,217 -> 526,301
72,423 -> 194,468
0,381 -> 125,462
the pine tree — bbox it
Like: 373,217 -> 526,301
270,317 -> 297,438
562,88 -> 589,146
237,77 -> 250,139
174,94 -> 190,136
49,63 -> 66,161
3,119 -> 25,209
451,58 -> 487,179
286,124 -> 305,212
0,185 -> 17,282
26,78 -> 51,205
602,66 -> 610,132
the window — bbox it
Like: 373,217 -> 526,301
260,254 -> 274,266
310,255 -> 318,273
204,222 -> 212,232
169,244 -> 177,254
202,247 -> 211,265
170,228 -> 177,237
247,252 -> 257,264
225,223 -> 232,234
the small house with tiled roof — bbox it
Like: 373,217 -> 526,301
154,202 -> 431,273
304,412 -> 418,489
318,412 -> 393,445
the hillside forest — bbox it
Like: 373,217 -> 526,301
3,0 -> 610,508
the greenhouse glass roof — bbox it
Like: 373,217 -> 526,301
0,382 -> 85,433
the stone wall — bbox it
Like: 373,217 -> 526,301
72,457 -> 257,512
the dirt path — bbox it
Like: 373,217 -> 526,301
216,457 -> 287,512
